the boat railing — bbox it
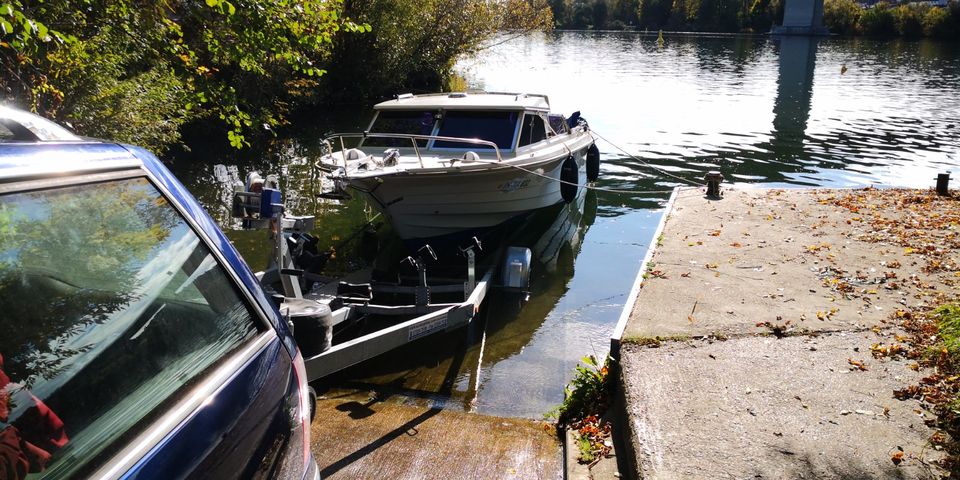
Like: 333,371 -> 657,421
322,132 -> 504,169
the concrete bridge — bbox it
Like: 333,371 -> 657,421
773,0 -> 830,35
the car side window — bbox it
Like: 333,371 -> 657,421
0,176 -> 263,478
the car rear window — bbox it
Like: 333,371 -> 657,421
0,176 -> 263,478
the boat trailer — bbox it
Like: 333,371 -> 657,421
232,172 -> 530,381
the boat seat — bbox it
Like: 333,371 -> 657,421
344,148 -> 366,161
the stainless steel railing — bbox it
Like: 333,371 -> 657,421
321,132 -> 504,169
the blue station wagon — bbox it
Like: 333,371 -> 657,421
0,106 -> 319,479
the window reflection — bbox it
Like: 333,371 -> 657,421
0,177 -> 261,478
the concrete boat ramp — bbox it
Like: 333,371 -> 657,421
614,186 -> 956,479
310,394 -> 561,479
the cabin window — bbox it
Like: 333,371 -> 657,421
518,114 -> 548,147
365,110 -> 436,147
433,111 -> 518,150
548,114 -> 568,135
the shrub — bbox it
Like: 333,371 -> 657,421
325,0 -> 552,100
923,6 -> 954,38
893,4 -> 926,37
823,0 -> 862,34
937,304 -> 960,359
549,355 -> 613,425
858,2 -> 897,36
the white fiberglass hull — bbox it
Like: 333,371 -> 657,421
349,146 -> 590,241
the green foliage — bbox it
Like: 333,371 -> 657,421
823,0 -> 861,35
556,0 -> 958,36
936,303 -> 960,359
858,2 -> 898,36
639,0 -> 675,28
893,4 -> 926,37
1,0 -> 367,151
923,6 -> 955,38
577,434 -> 596,462
548,354 -> 612,425
324,0 -> 552,100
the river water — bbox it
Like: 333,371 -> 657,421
172,32 -> 960,419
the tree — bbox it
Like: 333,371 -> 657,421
323,0 -> 552,100
1,1 -> 367,151
593,0 -> 610,28
639,0 -> 675,28
823,0 -> 861,34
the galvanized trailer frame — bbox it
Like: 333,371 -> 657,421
302,267 -> 493,380
233,171 -> 527,382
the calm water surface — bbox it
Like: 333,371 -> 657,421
173,32 -> 960,418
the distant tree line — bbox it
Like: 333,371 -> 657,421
0,0 -> 550,152
548,0 -> 783,32
547,0 -> 960,38
823,0 -> 959,38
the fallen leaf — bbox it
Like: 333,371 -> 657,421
848,358 -> 868,371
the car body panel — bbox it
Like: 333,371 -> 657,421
0,129 -> 315,479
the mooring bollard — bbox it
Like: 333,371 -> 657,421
936,173 -> 951,196
704,170 -> 724,199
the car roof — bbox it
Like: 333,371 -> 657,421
0,105 -> 144,180
0,105 -> 82,142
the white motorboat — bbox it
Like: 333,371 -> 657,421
317,92 -> 599,244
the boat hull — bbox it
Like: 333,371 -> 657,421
348,146 -> 591,242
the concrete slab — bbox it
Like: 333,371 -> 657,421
311,397 -> 561,480
624,188 -> 942,341
621,334 -> 943,479
615,187 -> 959,479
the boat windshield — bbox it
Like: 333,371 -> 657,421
365,110 -> 436,147
433,111 -> 518,150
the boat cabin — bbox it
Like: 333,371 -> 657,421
359,92 -> 570,154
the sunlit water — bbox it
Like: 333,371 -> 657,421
171,32 -> 960,419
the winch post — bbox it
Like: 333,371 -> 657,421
465,248 -> 476,297
704,170 -> 724,199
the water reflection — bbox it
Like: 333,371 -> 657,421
770,36 -> 818,161
316,189 -> 598,416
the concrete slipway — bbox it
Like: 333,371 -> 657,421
310,393 -> 562,479
613,186 -> 958,479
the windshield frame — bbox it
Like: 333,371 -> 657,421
365,108 -> 525,153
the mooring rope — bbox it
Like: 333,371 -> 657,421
463,156 -> 677,195
590,129 -> 707,187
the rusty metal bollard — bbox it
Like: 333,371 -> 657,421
704,171 -> 724,199
936,173 -> 951,196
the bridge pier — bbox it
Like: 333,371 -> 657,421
772,0 -> 830,35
